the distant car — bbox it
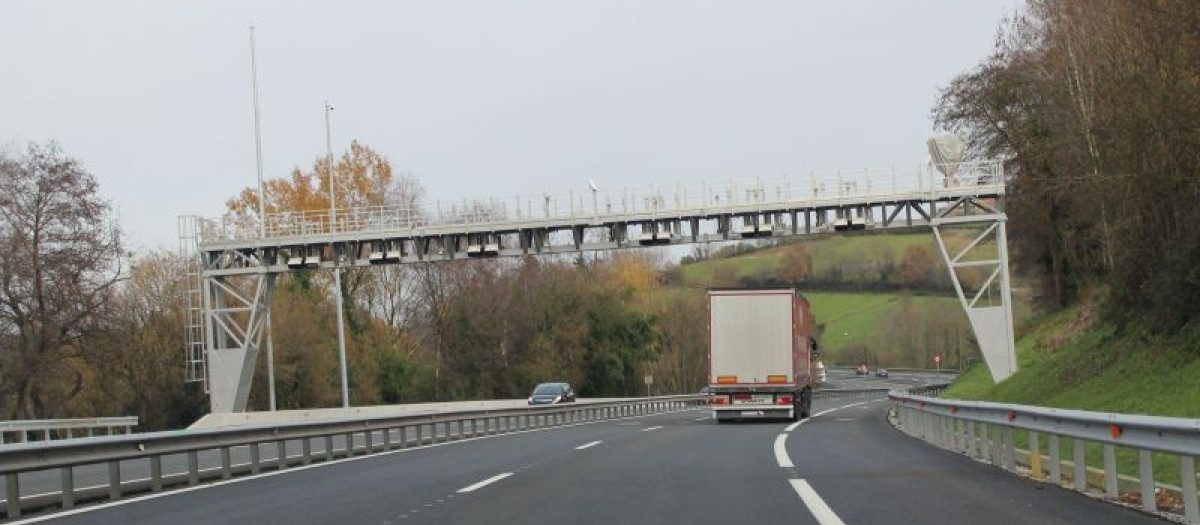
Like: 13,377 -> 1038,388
875,369 -> 889,378
815,362 -> 827,385
528,382 -> 576,405
856,364 -> 869,376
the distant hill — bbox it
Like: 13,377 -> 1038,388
662,231 -> 1028,368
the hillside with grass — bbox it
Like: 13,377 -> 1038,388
944,304 -> 1200,418
664,231 -> 1024,368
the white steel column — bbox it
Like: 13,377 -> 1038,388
930,198 -> 1017,382
204,273 -> 276,413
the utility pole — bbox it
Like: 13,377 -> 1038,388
249,25 -> 277,411
326,100 -> 350,408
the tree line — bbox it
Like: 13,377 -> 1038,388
933,0 -> 1200,332
0,141 -> 712,428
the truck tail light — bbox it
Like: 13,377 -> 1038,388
711,395 -> 729,405
776,396 -> 793,404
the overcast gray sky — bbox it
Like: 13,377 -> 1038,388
1,0 -> 1016,251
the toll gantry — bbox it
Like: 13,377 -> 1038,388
180,160 -> 1016,413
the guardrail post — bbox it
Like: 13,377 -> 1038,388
1138,450 -> 1155,512
1049,434 -> 1061,485
6,473 -> 19,518
966,422 -> 976,458
188,451 -> 200,485
1029,431 -> 1042,479
250,443 -> 261,474
365,428 -> 374,453
345,432 -> 356,454
979,424 -> 990,462
151,456 -> 163,492
302,438 -> 313,465
1003,427 -> 1016,471
276,440 -> 287,469
1103,444 -> 1118,497
60,466 -> 74,509
220,447 -> 232,479
1073,439 -> 1087,492
108,460 -> 122,500
1180,455 -> 1198,524
400,426 -> 409,448
325,435 -> 334,461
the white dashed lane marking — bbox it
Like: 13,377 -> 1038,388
790,479 -> 847,525
457,472 -> 513,493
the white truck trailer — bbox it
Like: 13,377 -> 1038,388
707,288 -> 817,422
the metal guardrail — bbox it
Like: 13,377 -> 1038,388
0,417 -> 138,445
890,391 -> 1200,523
0,396 -> 703,519
825,366 -> 959,376
813,388 -> 891,400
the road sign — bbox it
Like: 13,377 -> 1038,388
934,355 -> 941,365
644,375 -> 654,385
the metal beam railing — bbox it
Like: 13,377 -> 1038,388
0,417 -> 138,446
890,391 -> 1200,523
0,396 -> 703,519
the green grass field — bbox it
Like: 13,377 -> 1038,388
804,292 -> 957,348
678,231 -> 991,286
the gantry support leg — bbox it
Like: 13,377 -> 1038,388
930,198 -> 1017,382
203,273 -> 276,413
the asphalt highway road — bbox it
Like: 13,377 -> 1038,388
5,394 -> 1163,525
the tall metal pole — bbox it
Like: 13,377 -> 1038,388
326,101 -> 350,408
250,25 -> 277,411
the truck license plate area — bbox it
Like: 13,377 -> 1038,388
732,394 -> 773,405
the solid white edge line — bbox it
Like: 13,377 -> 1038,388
784,399 -> 871,432
2,407 -> 701,524
790,479 -> 847,525
456,472 -> 513,493
774,433 -> 794,468
575,440 -> 602,450
641,426 -> 663,432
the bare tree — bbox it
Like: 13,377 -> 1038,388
0,142 -> 124,419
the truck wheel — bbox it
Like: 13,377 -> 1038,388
800,391 -> 812,418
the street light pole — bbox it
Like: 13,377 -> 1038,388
250,25 -> 277,411
326,100 -> 350,409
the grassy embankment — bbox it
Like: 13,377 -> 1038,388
944,305 -> 1200,484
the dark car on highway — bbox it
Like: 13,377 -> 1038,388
875,368 -> 890,378
528,382 -> 577,405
